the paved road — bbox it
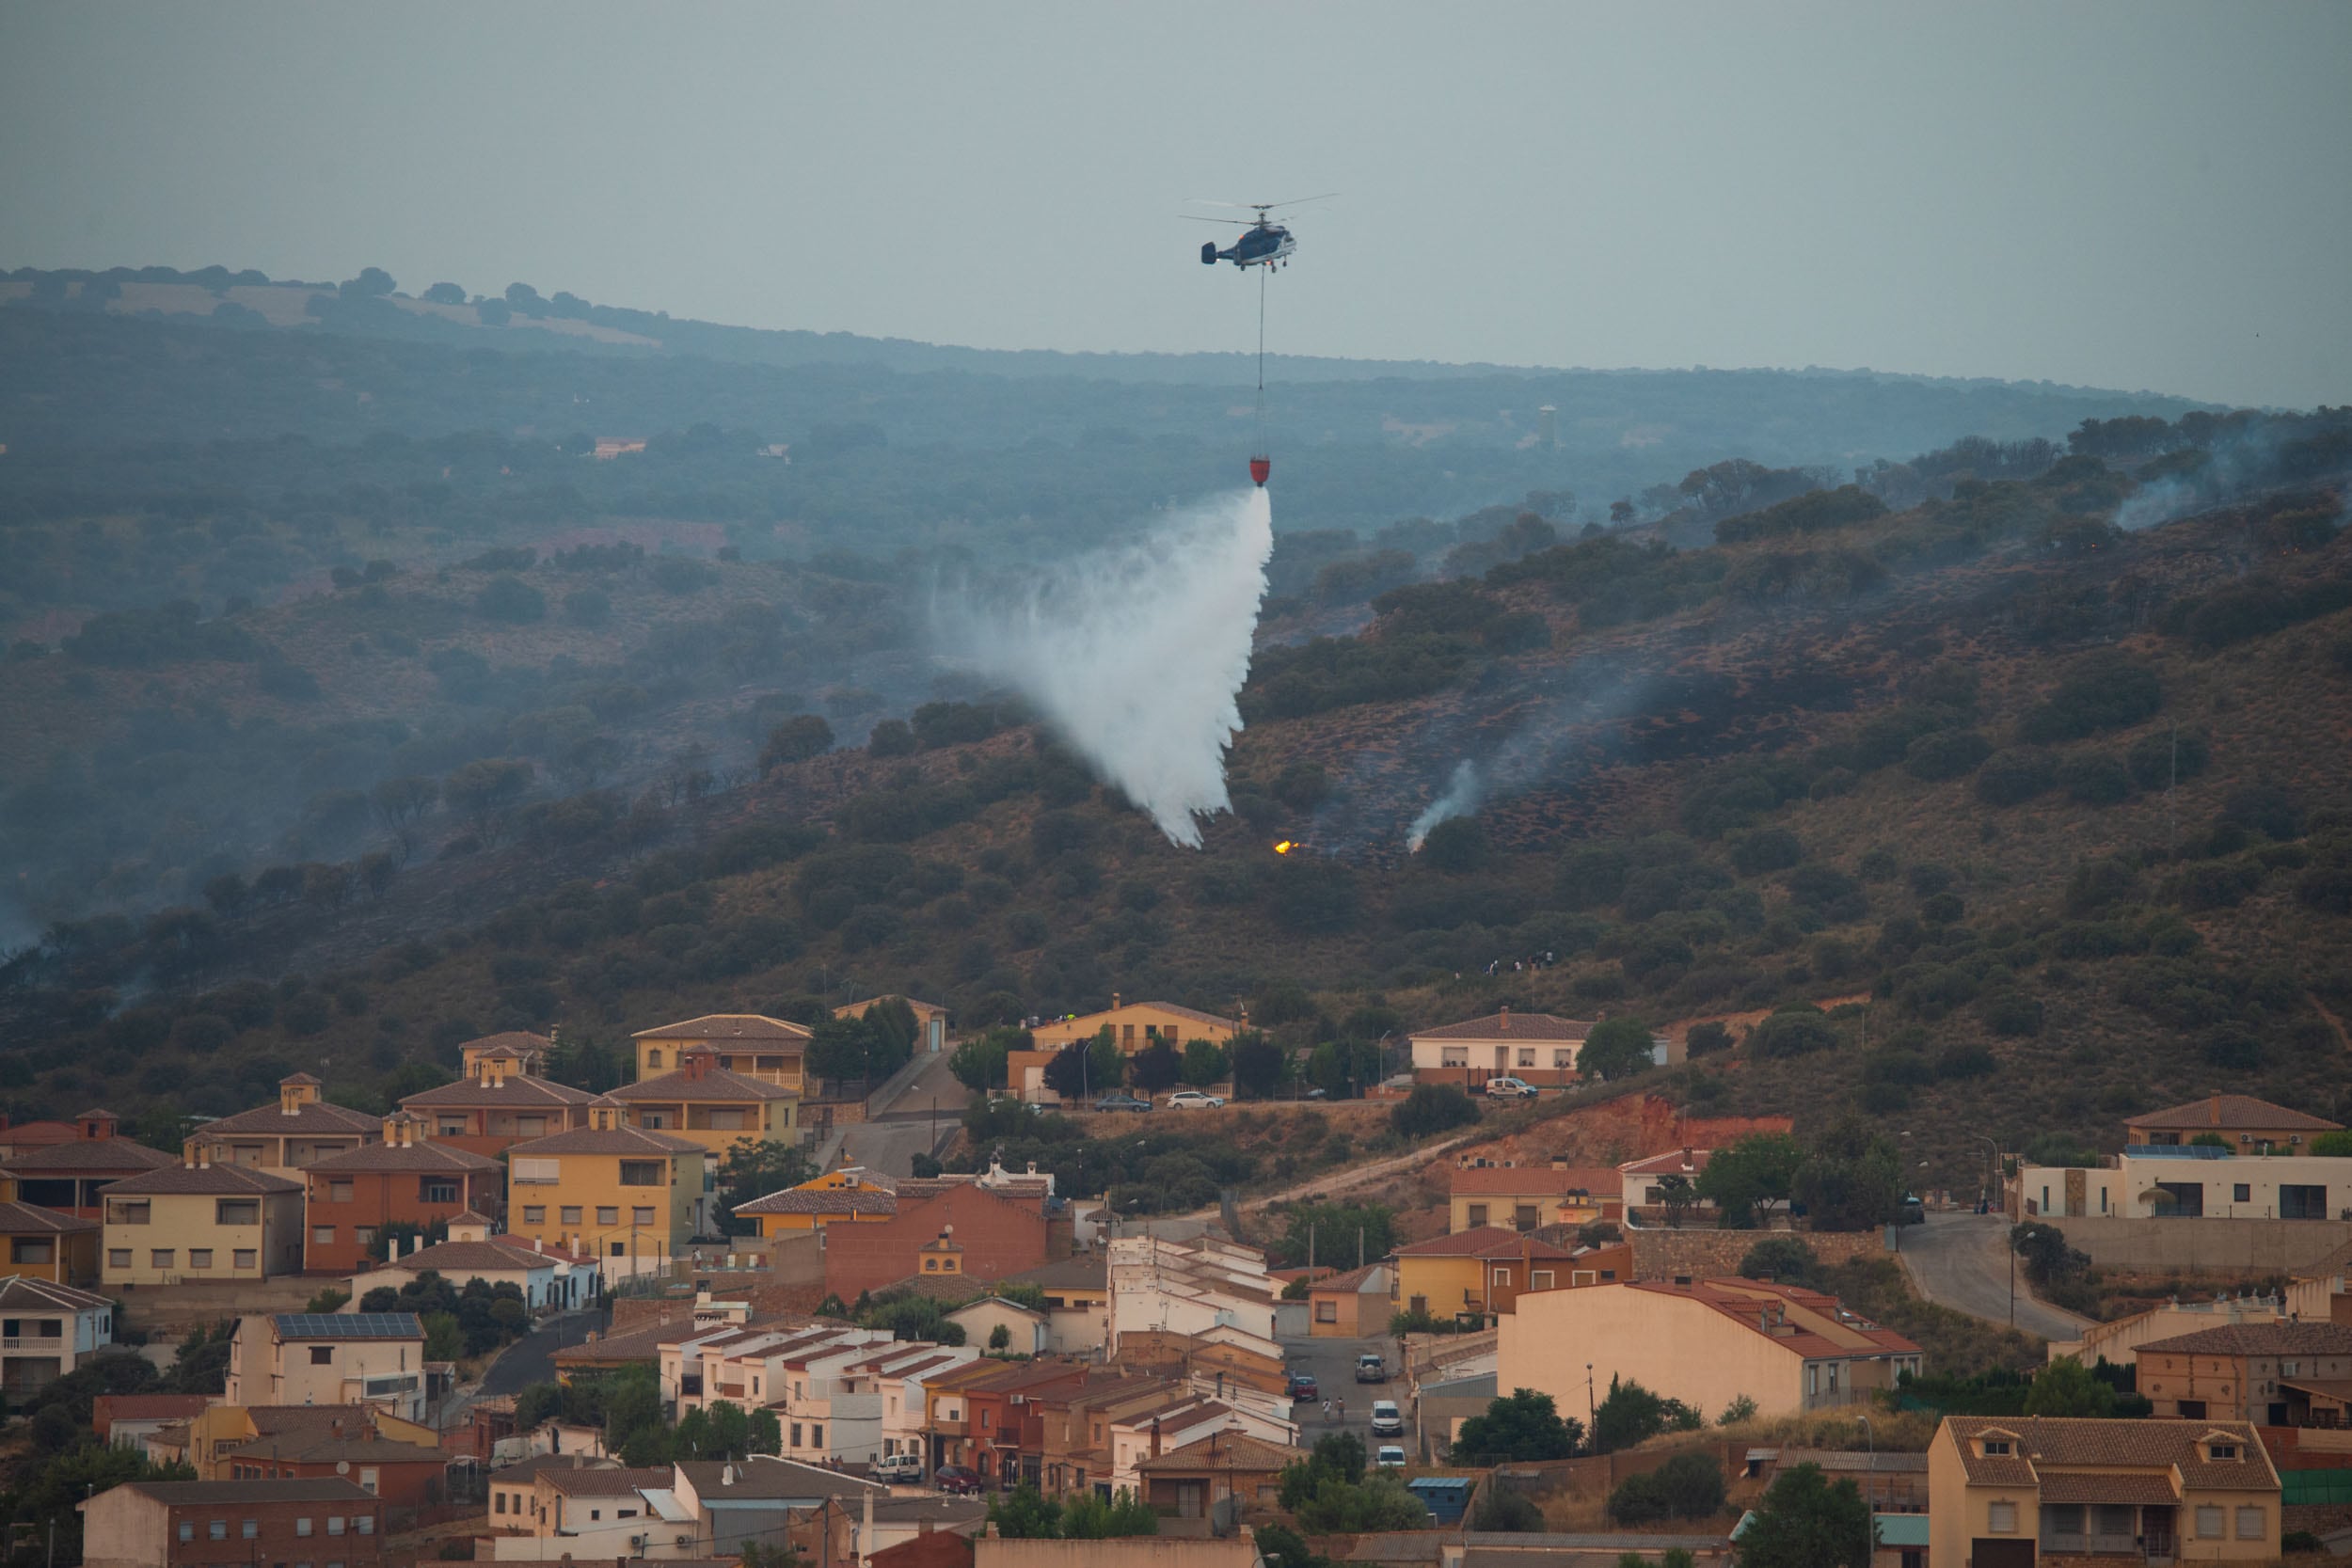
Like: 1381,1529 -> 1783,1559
1899,1212 -> 2092,1340
479,1308 -> 608,1398
823,1047 -> 969,1179
1279,1331 -> 1406,1457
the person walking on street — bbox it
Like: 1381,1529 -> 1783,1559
1337,1397 -> 1345,1424
1322,1399 -> 1331,1422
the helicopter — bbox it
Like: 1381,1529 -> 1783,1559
1184,195 -> 1334,270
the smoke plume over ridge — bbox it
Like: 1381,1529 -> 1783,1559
942,489 -> 1274,847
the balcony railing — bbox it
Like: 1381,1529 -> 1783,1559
1,1336 -> 62,1350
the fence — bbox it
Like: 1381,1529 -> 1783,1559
2283,1469 -> 2352,1506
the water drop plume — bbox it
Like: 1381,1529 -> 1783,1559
944,488 -> 1273,847
1406,760 -> 1482,851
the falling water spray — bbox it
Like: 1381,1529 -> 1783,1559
941,488 -> 1275,847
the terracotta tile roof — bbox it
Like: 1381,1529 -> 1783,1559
2138,1322 -> 2352,1357
2124,1093 -> 2343,1132
508,1124 -> 704,1157
675,1458 -> 884,1499
93,1394 -> 211,1426
999,1256 -> 1108,1291
306,1140 -> 501,1174
1393,1226 -> 1532,1258
124,1479 -> 374,1505
733,1187 -> 898,1217
608,1065 -> 798,1103
868,1530 -> 976,1568
541,1465 -> 673,1496
2036,1470 -> 2183,1505
1310,1263 -> 1385,1293
1942,1415 -> 2279,1492
1619,1148 -> 1711,1177
1135,1431 -> 1304,1474
0,1276 -> 111,1311
103,1163 -> 303,1195
0,1198 -> 99,1233
280,1073 -> 322,1086
488,1453 -> 622,1483
1612,1277 -> 1922,1360
1410,1011 -> 1591,1043
463,1032 -> 552,1053
220,1434 -> 449,1466
3,1137 -> 178,1174
364,1239 -> 563,1276
1452,1165 -> 1621,1196
400,1074 -> 596,1110
191,1099 -> 380,1137
631,1014 -> 813,1043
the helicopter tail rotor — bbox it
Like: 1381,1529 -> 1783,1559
1200,242 -> 1219,265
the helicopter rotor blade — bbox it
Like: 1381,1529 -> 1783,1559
1260,193 -> 1339,210
1184,198 -> 1259,209
1176,215 -> 1250,225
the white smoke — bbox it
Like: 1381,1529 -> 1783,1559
1406,760 -> 1481,851
941,488 -> 1274,848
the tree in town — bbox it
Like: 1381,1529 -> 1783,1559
1180,1037 -> 1230,1086
1277,1432 -> 1365,1509
1230,1030 -> 1288,1098
1733,1463 -> 1873,1568
1655,1173 -> 1696,1227
2024,1356 -> 2117,1418
949,1025 -> 1025,1092
760,714 -> 836,772
1591,1375 -> 1701,1453
1737,1236 -> 1820,1286
1272,1202 -> 1395,1271
716,1140 -> 816,1236
1454,1387 -> 1581,1463
1695,1132 -> 1804,1227
1578,1017 -> 1656,1081
1390,1084 -> 1480,1138
987,1484 -> 1063,1538
1129,1037 -> 1182,1092
1793,1116 -> 1905,1231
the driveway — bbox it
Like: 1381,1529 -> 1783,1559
478,1308 -> 607,1399
1899,1212 -> 2093,1340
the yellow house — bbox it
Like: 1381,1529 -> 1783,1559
183,1075 -> 382,1178
1029,995 -> 1240,1054
1927,1414 -> 2280,1564
630,1013 -> 809,1090
0,1199 -> 102,1287
100,1163 -> 306,1287
834,995 -> 952,1054
1389,1228 -> 1519,1324
1448,1162 -> 1624,1233
604,1045 -> 799,1153
503,1100 -> 705,1276
1497,1276 -> 1922,1423
732,1166 -> 900,1238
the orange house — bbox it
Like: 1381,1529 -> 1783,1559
0,1200 -> 101,1287
301,1114 -> 505,1275
400,1053 -> 595,1158
0,1110 -> 177,1218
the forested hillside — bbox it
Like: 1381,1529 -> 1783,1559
1,274 -> 2345,1201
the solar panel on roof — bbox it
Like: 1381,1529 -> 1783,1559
2131,1145 -> 2233,1160
274,1312 -> 423,1338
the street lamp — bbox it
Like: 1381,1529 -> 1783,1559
1857,1414 -> 1875,1521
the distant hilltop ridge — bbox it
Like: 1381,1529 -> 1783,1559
0,261 -> 2216,401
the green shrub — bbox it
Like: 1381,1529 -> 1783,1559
2126,728 -> 2209,789
1904,730 -> 1992,782
1391,1085 -> 1480,1139
2058,752 -> 2132,805
1976,748 -> 2057,805
2017,656 -> 2162,742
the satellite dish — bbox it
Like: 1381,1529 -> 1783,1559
336,1460 -> 351,1475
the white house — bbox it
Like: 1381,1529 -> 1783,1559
350,1231 -> 594,1311
946,1298 -> 1050,1356
771,1341 -> 977,1467
0,1276 -> 115,1396
1106,1235 -> 1279,1344
223,1311 -> 428,1421
2019,1148 -> 2348,1221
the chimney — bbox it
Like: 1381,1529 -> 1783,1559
1682,1146 -> 1694,1172
2211,1095 -> 2222,1126
1111,993 -> 1122,1013
864,1484 -> 874,1548
1498,1006 -> 1510,1033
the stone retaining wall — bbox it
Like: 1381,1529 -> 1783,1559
1630,1226 -> 1886,1280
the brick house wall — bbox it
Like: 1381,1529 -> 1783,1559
1629,1227 -> 1885,1280
824,1186 -> 1054,1299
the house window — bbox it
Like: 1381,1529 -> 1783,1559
211,1521 -> 228,1541
297,1518 -> 314,1537
2282,1184 -> 2328,1219
1988,1501 -> 2017,1533
328,1180 -> 354,1203
310,1346 -> 335,1365
1552,1050 -> 1573,1069
233,1249 -> 256,1269
1532,1271 -> 1554,1289
1492,1267 -> 1511,1287
2212,1441 -> 2239,1458
151,1249 -> 174,1270
440,1121 -> 467,1137
597,1207 -> 619,1227
2233,1183 -> 2252,1203
2196,1505 -> 2223,1538
791,1422 -> 803,1446
1466,1204 -> 1488,1227
619,1161 -> 664,1187
216,1199 -> 259,1226
108,1201 -> 151,1226
11,1239 -> 54,1264
561,1207 -> 582,1225
2237,1506 -> 2265,1539
647,1050 -> 663,1070
358,1469 -> 377,1494
357,1517 -> 373,1537
633,1206 -> 656,1226
354,1227 -> 375,1246
243,1522 -> 257,1539
608,1242 -> 624,1257
1315,1301 -> 1337,1322
179,1524 -> 194,1543
1516,1048 -> 1534,1068
328,1516 -> 345,1536
313,1227 -> 336,1245
1513,1204 -> 1538,1230
495,1495 -> 506,1515
1440,1047 -> 1468,1068
811,1424 -> 823,1448
422,1180 -> 458,1205
108,1249 -> 130,1269
523,1207 -> 546,1224
188,1249 -> 213,1269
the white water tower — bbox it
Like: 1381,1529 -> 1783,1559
1537,405 -> 1558,450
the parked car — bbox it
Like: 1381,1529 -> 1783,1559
1092,1093 -> 1152,1113
1371,1400 -> 1404,1435
1286,1371 -> 1320,1400
1900,1193 -> 1927,1225
1375,1445 -> 1407,1468
1484,1076 -> 1537,1099
873,1452 -> 924,1482
933,1465 -> 984,1496
1167,1089 -> 1227,1110
1355,1352 -> 1387,1383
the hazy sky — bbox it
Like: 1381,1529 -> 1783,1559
4,2 -> 2347,407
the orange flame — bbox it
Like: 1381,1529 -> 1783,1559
1273,841 -> 1294,855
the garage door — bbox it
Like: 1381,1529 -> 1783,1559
1970,1540 -> 2034,1568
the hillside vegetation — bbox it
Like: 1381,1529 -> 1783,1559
1,281 -> 2347,1200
